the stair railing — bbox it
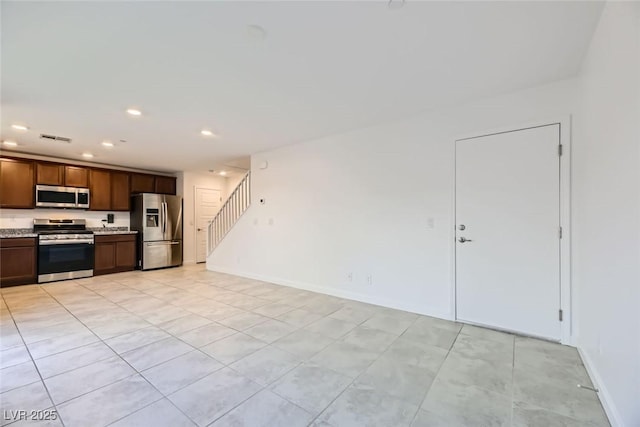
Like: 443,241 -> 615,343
207,171 -> 251,256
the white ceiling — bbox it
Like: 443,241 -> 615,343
1,1 -> 603,173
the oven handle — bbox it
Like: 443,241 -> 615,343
39,239 -> 94,246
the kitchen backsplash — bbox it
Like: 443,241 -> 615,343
0,209 -> 130,229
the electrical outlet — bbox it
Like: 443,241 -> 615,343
347,273 -> 353,282
427,217 -> 435,229
367,275 -> 372,285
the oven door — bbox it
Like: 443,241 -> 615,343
38,241 -> 94,283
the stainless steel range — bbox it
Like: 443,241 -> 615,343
34,219 -> 94,283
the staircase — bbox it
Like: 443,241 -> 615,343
207,171 -> 251,256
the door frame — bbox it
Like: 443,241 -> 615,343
194,186 -> 222,264
451,116 -> 573,345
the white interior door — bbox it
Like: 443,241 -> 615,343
455,124 -> 561,340
195,187 -> 221,263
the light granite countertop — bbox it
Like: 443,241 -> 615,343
89,227 -> 138,235
0,228 -> 37,238
0,227 -> 137,238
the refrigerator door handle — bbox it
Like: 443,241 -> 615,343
164,202 -> 169,236
172,201 -> 183,241
162,202 -> 167,236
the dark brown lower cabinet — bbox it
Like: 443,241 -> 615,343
94,234 -> 137,275
0,238 -> 37,287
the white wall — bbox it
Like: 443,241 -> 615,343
225,173 -> 245,199
0,209 -> 130,229
208,78 -> 578,318
208,5 -> 639,424
573,3 -> 640,426
178,171 -> 227,264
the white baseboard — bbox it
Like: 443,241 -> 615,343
207,264 -> 453,321
577,346 -> 621,427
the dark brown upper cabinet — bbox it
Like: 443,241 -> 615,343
64,166 -> 89,188
1,156 -> 175,210
0,158 -> 35,208
36,162 -> 64,186
155,176 -> 177,195
89,169 -> 111,211
130,173 -> 156,194
111,172 -> 131,211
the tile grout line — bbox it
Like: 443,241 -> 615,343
88,280 -> 207,427
262,307 -> 359,426
35,283 -> 182,426
71,277 -> 271,426
81,272 -> 274,426
1,291 -> 67,427
107,276 -> 283,336
95,274 -> 306,427
306,315 -> 425,426
406,321 -> 462,426
5,267 -> 596,427
200,302 -> 360,426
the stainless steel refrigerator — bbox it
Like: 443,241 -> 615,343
130,193 -> 183,270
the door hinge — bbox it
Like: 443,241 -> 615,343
558,144 -> 563,156
559,226 -> 563,239
559,309 -> 563,321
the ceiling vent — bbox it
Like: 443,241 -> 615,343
40,134 -> 72,143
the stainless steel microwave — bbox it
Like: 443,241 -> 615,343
35,185 -> 90,209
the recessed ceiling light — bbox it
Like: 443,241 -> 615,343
201,129 -> 216,137
219,171 -> 227,176
11,124 -> 29,131
101,141 -> 114,148
82,153 -> 94,158
126,108 -> 142,116
2,140 -> 18,147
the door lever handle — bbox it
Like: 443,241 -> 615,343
458,237 -> 473,243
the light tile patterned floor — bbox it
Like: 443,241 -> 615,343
0,265 -> 609,427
